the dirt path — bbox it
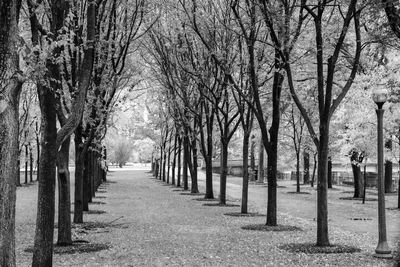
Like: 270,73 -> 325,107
15,169 -> 398,266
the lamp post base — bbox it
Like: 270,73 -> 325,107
374,242 -> 392,259
373,253 -> 393,259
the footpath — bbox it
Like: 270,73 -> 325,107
15,169 -> 399,266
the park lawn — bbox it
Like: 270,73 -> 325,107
14,169 -> 399,266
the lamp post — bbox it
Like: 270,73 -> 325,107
372,87 -> 392,258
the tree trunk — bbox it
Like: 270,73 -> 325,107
296,152 -> 301,193
257,138 -> 264,183
30,146 -> 33,182
151,154 -> 154,173
83,151 -> 90,211
36,121 -> 40,181
266,149 -> 278,226
241,132 -> 250,214
204,155 -> 214,199
350,151 -> 364,198
385,139 -> 393,193
171,134 -> 177,185
167,145 -> 171,184
303,150 -> 310,184
90,150 -> 95,199
311,152 -> 317,187
154,160 -> 159,179
219,141 -> 229,205
16,159 -> 21,187
32,83 -> 58,266
0,88 -> 19,266
162,147 -> 167,182
351,163 -> 363,198
316,124 -> 330,246
152,157 -> 157,177
203,124 -> 214,199
56,137 -> 72,245
190,136 -> 199,193
183,135 -> 189,190
159,146 -> 163,180
384,160 -> 393,193
250,136 -> 256,181
73,125 -> 84,223
328,157 -> 332,189
177,137 -> 182,187
0,2 -> 22,264
363,162 -> 367,204
25,144 -> 28,184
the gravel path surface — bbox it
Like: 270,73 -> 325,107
15,169 -> 399,266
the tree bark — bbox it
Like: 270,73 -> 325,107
350,150 -> 364,198
311,152 -> 317,187
32,82 -> 58,266
351,163 -> 363,198
0,2 -> 22,265
16,159 -> 21,187
316,124 -> 330,246
328,157 -> 332,189
265,63 -> 283,225
183,135 -> 189,190
83,151 -> 90,211
73,125 -> 84,223
241,131 -> 250,214
257,138 -> 264,183
36,121 -> 40,181
384,160 -> 393,193
167,144 -> 171,184
219,141 -> 229,205
384,139 -> 393,193
250,135 -> 255,181
56,137 -> 72,245
266,150 -> 277,226
204,155 -> 214,198
171,134 -> 177,185
30,146 -> 33,182
159,146 -> 163,181
90,150 -> 95,199
162,146 -> 167,182
177,137 -> 182,187
303,150 -> 310,184
25,144 -> 28,184
296,152 -> 301,193
189,127 -> 199,193
198,103 -> 214,199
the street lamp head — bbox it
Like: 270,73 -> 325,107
372,85 -> 388,109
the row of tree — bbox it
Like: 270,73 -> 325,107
0,0 -> 150,266
145,0 -> 400,250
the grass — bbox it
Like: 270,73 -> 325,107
15,169 -> 399,266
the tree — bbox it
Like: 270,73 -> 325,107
0,1 -> 24,266
282,103 -> 306,193
382,0 -> 400,39
72,0 -> 147,224
27,0 -> 98,264
284,1 -> 361,246
112,137 -> 133,167
349,148 -> 365,198
232,0 -> 304,225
